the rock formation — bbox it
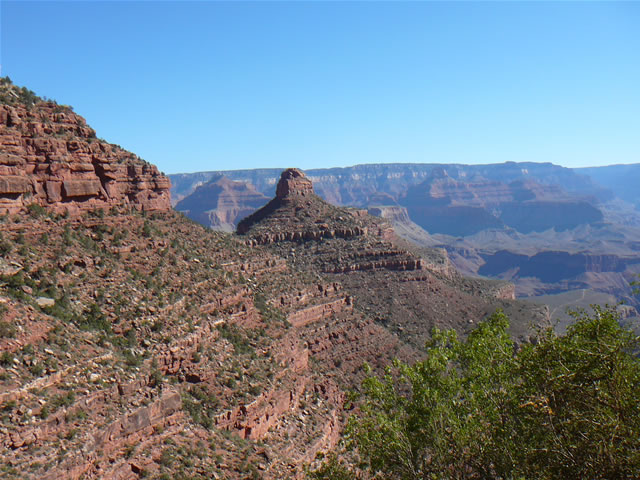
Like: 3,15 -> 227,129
401,172 -> 603,236
275,168 -> 314,199
171,163 -> 640,317
237,168 -> 368,238
0,80 -> 170,215
0,83 -> 565,480
238,168 -> 549,349
175,174 -> 268,232
171,162 -> 610,210
0,86 -> 432,479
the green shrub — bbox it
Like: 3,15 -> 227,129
0,234 -> 12,256
0,351 -> 13,366
307,454 -> 361,480
0,315 -> 16,339
345,306 -> 640,480
142,220 -> 152,238
78,303 -> 111,333
30,363 -> 44,376
182,385 -> 218,429
217,323 -> 254,356
26,203 -> 46,218
0,326 -> 16,344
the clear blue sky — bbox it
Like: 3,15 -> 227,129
1,1 -> 639,174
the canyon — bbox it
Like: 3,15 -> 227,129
172,162 -> 640,323
0,80 -> 549,479
175,175 -> 268,232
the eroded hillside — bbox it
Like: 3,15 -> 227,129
1,208 -> 385,479
174,162 -> 640,323
238,168 -> 549,347
1,81 -> 549,479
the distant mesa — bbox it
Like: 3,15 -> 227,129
0,79 -> 171,215
175,174 -> 269,232
172,162 -> 640,318
401,175 -> 604,236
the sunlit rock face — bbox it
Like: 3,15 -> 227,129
0,89 -> 171,215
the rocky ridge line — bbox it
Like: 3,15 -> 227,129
0,81 -> 170,215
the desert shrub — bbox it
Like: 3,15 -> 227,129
217,323 -> 254,356
307,454 -> 362,480
26,203 -> 46,218
78,303 -> 111,333
182,385 -> 219,429
142,220 -> 152,238
0,235 -> 11,256
0,305 -> 13,338
0,321 -> 15,339
0,351 -> 13,366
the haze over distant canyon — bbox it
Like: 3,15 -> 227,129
172,162 -> 640,329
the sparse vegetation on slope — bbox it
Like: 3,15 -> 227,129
0,207 -> 355,479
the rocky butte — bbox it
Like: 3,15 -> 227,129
175,163 -> 640,325
239,168 -> 549,348
0,79 -> 170,215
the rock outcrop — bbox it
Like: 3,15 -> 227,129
0,81 -> 170,215
275,168 -> 314,199
237,168 -> 368,238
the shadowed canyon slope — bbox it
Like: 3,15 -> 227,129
175,174 -> 269,232
0,82 -> 547,479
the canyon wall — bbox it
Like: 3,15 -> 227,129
0,101 -> 171,215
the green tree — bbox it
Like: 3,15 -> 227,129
513,306 -> 640,478
342,307 -> 640,480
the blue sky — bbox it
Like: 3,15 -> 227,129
1,1 -> 639,174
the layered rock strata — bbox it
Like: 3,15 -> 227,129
238,169 -> 548,349
0,95 -> 170,215
175,174 -> 269,232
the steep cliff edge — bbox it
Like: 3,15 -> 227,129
0,78 -> 170,215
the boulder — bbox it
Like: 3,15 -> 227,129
35,297 -> 55,308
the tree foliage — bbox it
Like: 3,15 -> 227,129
339,307 -> 640,480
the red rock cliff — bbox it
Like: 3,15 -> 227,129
275,168 -> 314,199
0,86 -> 171,215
